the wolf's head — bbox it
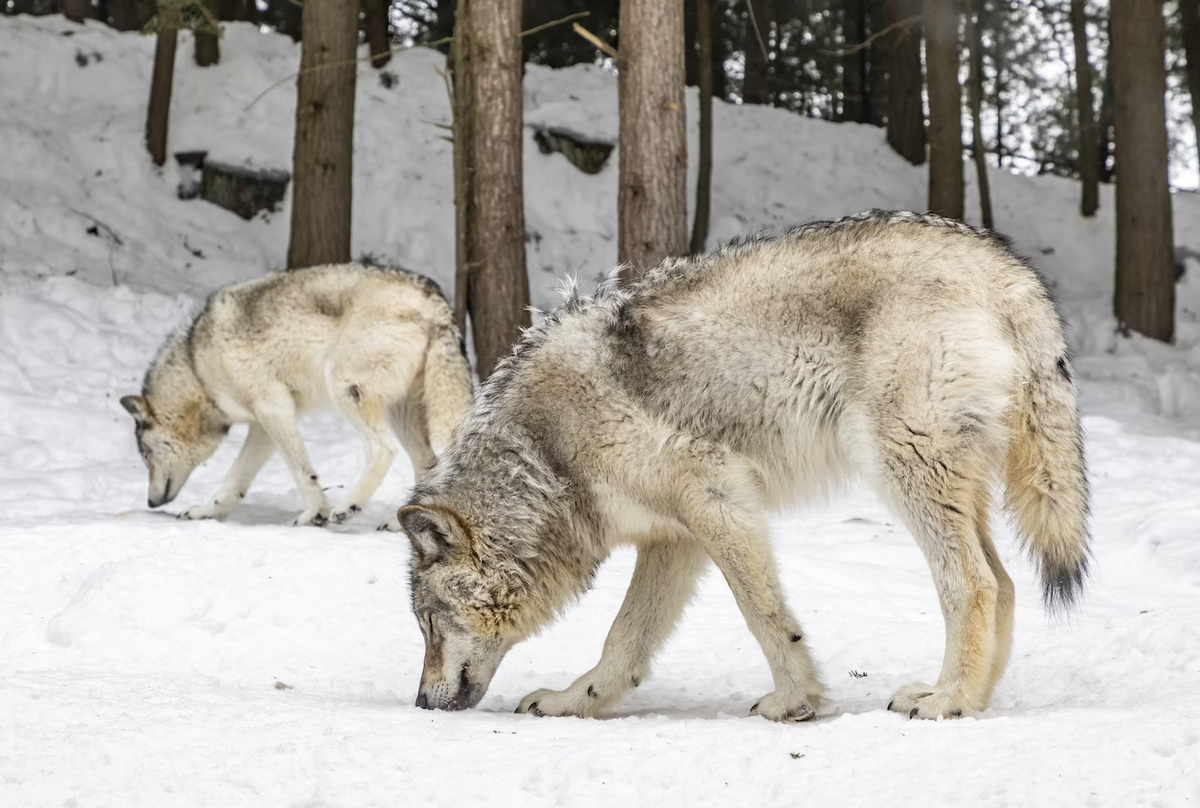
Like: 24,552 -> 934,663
399,503 -> 527,711
122,335 -> 230,508
399,433 -> 602,711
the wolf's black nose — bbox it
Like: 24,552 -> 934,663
415,692 -> 429,710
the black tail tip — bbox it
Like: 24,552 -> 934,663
1041,555 -> 1090,615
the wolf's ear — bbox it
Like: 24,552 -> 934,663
120,395 -> 150,424
398,505 -> 460,567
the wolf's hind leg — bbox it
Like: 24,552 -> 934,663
878,435 -> 1001,720
977,490 -> 1015,706
516,538 -> 709,718
330,383 -> 398,524
376,399 -> 436,532
180,424 -> 274,521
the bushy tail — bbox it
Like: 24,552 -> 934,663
422,322 -> 474,451
1004,354 -> 1091,614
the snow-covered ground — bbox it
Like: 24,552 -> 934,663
2,16 -> 1199,808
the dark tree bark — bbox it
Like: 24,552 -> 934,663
1070,0 -> 1098,216
218,0 -> 257,21
842,0 -> 867,122
194,0 -> 220,66
743,0 -> 773,105
1097,56 -> 1114,183
887,0 -> 925,164
618,0 -> 688,279
145,26 -> 178,167
63,0 -> 90,23
711,0 -> 730,100
454,0 -> 530,378
1180,0 -> 1200,172
924,0 -> 962,219
692,0 -> 714,254
994,6 -> 1006,166
107,0 -> 154,30
287,0 -> 358,269
364,0 -> 392,68
1111,0 -> 1174,342
965,0 -> 991,228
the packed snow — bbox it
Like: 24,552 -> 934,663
1,16 -> 1198,807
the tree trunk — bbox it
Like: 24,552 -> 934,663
994,6 -> 1006,166
145,26 -> 178,168
743,0 -> 773,105
194,0 -> 220,66
452,6 -> 473,338
1097,55 -> 1114,183
286,0 -> 358,269
924,0 -> 962,219
107,0 -> 154,31
1111,0 -> 1174,342
1070,0 -> 1098,216
692,0 -> 713,254
364,0 -> 392,68
711,0 -> 730,100
1179,0 -> 1200,172
887,0 -> 925,165
842,0 -> 866,122
965,0 -> 991,228
63,0 -> 90,23
618,0 -> 688,279
455,0 -> 530,379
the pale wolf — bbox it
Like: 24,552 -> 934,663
398,210 -> 1090,722
121,263 -> 473,528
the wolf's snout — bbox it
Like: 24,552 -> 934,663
415,692 -> 430,710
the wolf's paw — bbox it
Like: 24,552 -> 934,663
179,502 -> 228,521
330,504 -> 362,524
887,683 -> 975,720
293,507 -> 330,528
515,686 -> 596,718
750,690 -> 820,724
377,516 -> 403,533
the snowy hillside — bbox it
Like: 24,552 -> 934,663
1,16 -> 1199,808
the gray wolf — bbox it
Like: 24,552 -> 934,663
398,210 -> 1090,722
121,263 -> 473,528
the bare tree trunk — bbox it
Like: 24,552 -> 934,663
1097,26 -> 1114,184
743,0 -> 773,105
1180,0 -> 1200,172
63,0 -> 89,23
287,0 -> 358,269
364,0 -> 392,68
1070,0 -> 1098,216
924,0 -> 962,219
452,5 -> 473,337
842,0 -> 866,122
994,8 -> 1006,166
965,0 -> 991,228
692,0 -> 713,254
1111,0 -> 1174,342
618,0 -> 688,279
456,0 -> 529,378
145,26 -> 178,167
194,0 -> 220,66
887,0 -> 925,165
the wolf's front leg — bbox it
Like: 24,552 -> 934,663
253,393 -> 329,527
516,539 -> 709,718
687,499 -> 824,723
180,424 -> 274,521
